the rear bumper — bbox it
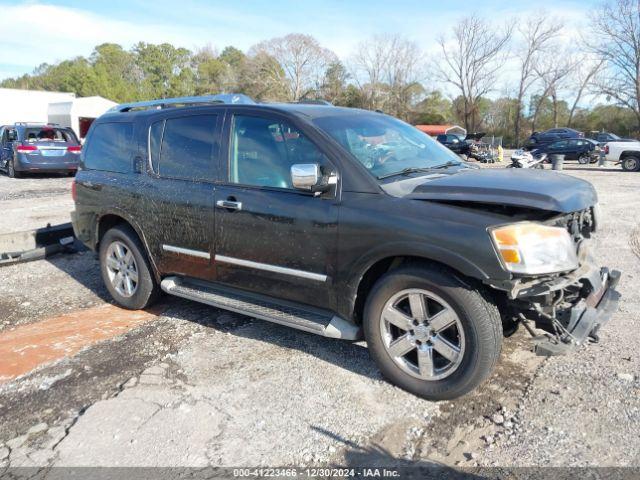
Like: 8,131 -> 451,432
15,154 -> 79,173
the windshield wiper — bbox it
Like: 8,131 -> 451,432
376,162 -> 462,179
376,167 -> 437,180
432,161 -> 461,169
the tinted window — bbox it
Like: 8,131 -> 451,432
230,115 -> 328,189
436,134 -> 446,142
149,120 -> 164,173
23,127 -> 78,144
84,123 -> 134,173
158,115 -> 218,181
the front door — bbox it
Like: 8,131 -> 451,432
214,111 -> 339,310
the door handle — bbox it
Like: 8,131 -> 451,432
216,199 -> 243,211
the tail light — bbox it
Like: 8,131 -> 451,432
67,145 -> 82,154
604,145 -> 609,154
71,181 -> 77,202
16,145 -> 37,153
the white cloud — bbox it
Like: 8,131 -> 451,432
0,3 -> 213,75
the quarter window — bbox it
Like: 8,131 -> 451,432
157,115 -> 218,181
84,123 -> 134,173
229,115 -> 327,189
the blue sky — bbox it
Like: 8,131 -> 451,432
0,0 -> 597,81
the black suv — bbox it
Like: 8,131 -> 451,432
435,133 -> 469,156
525,128 -> 584,150
72,95 -> 620,400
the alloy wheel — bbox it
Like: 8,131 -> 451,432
105,240 -> 139,298
379,289 -> 465,381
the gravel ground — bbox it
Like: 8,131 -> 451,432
0,173 -> 73,233
0,162 -> 638,470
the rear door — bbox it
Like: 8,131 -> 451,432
140,112 -> 222,281
213,109 -> 339,309
21,127 -> 80,164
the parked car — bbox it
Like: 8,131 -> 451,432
587,131 -> 635,144
72,94 -> 620,401
435,133 -> 470,156
525,127 -> 584,150
603,140 -> 640,171
532,138 -> 600,164
0,123 -> 81,178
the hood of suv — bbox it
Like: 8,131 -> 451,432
405,169 -> 597,213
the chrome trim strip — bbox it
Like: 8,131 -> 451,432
215,255 -> 327,282
162,244 -> 210,260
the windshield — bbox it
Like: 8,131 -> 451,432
313,113 -> 462,179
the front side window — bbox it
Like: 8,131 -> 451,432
84,123 -> 134,173
157,115 -> 218,181
313,113 -> 461,179
229,115 -> 327,189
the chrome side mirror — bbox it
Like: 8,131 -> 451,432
291,163 -> 322,191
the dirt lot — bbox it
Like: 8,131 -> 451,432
0,163 -> 638,470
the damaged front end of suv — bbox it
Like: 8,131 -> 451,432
487,206 -> 621,355
403,168 -> 622,357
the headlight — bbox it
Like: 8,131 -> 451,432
489,223 -> 579,275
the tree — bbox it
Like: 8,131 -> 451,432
132,42 -> 192,99
435,15 -> 512,132
512,14 -> 562,145
531,55 -> 576,131
250,34 -> 337,101
566,56 -> 604,127
350,34 -> 425,119
588,0 -> 640,127
411,90 -> 453,124
317,62 -> 349,104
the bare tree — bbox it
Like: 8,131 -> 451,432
512,14 -> 562,145
530,55 -> 576,131
349,34 -> 425,118
435,15 -> 513,131
250,33 -> 337,101
588,0 -> 640,127
566,56 -> 605,127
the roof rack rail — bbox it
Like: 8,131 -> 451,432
292,99 -> 333,106
110,93 -> 256,113
15,122 -> 60,126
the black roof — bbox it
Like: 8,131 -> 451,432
100,99 -> 377,123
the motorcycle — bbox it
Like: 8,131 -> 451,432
510,149 -> 547,169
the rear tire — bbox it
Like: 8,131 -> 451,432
621,156 -> 640,172
99,224 -> 159,310
8,159 -> 21,178
363,265 -> 502,401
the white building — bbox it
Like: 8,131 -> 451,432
0,88 -> 116,139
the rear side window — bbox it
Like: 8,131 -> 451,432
84,123 -> 134,173
156,115 -> 218,181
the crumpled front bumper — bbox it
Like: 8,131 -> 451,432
533,268 -> 621,356
488,263 -> 622,356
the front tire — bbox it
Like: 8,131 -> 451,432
578,154 -> 590,165
363,265 -> 502,400
622,156 -> 640,172
99,224 -> 159,310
